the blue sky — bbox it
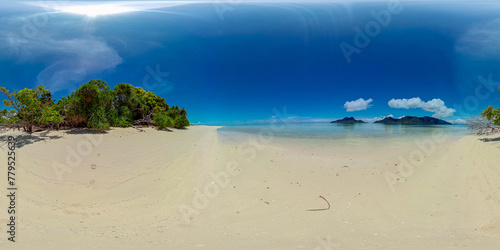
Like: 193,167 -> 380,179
1,0 -> 500,125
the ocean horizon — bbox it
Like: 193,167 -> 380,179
218,122 -> 469,140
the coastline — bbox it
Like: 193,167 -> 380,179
1,126 -> 499,249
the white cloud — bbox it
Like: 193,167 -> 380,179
344,98 -> 373,112
448,118 -> 467,125
456,18 -> 500,60
0,15 -> 122,93
388,97 -> 455,118
2,33 -> 122,92
37,37 -> 122,92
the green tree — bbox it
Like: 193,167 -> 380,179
173,114 -> 190,128
113,83 -> 143,121
481,87 -> 500,125
153,112 -> 174,129
88,106 -> 110,131
166,105 -> 186,119
1,80 -> 189,132
0,86 -> 62,133
136,88 -> 169,114
65,80 -> 113,130
0,109 -> 19,127
482,106 -> 500,125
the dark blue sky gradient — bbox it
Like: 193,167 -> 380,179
1,1 -> 500,124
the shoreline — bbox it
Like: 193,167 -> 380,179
1,127 -> 499,249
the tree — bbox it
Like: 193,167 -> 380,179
467,116 -> 499,135
1,80 -> 189,132
481,105 -> 500,125
113,83 -> 144,122
173,114 -> 190,128
480,86 -> 500,132
137,88 -> 169,114
0,109 -> 19,128
153,112 -> 174,129
65,80 -> 113,130
167,105 -> 186,119
0,86 -> 62,133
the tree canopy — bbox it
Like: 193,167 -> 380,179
481,87 -> 500,125
0,80 -> 189,133
469,86 -> 500,134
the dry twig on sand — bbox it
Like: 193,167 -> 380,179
306,195 -> 331,211
319,195 -> 330,209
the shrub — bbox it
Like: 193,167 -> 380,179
0,86 -> 62,133
109,106 -> 133,127
0,80 -> 190,132
154,112 -> 173,129
173,115 -> 190,128
87,106 -> 110,131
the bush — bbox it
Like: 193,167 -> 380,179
109,106 -> 133,127
87,106 -> 110,131
0,110 -> 19,127
154,112 -> 173,129
0,86 -> 62,133
173,115 -> 190,128
0,80 -> 190,132
111,115 -> 132,127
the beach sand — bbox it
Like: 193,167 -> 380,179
1,126 -> 500,249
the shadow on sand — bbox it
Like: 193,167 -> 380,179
64,128 -> 109,135
480,137 -> 500,143
155,128 -> 173,132
0,130 -> 63,148
306,208 -> 330,212
1,126 -> 185,148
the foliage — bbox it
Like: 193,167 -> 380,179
481,106 -> 500,126
167,105 -> 187,119
87,106 -> 110,131
478,86 -> 500,133
173,114 -> 190,128
1,86 -> 63,133
66,80 -> 114,128
113,83 -> 144,121
138,88 -> 169,114
0,109 -> 19,126
109,106 -> 132,127
0,80 -> 189,133
153,112 -> 174,129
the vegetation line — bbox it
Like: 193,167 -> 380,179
1,80 -> 190,133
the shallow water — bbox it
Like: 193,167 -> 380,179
218,123 -> 469,140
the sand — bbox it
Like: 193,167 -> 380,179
1,126 -> 500,249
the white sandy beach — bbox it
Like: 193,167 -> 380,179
1,126 -> 500,249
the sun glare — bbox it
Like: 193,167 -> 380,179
58,4 -> 136,17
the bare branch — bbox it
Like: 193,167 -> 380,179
467,116 -> 500,135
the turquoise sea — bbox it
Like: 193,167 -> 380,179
218,123 -> 470,140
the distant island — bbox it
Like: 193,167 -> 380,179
331,117 -> 366,124
374,116 -> 451,125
